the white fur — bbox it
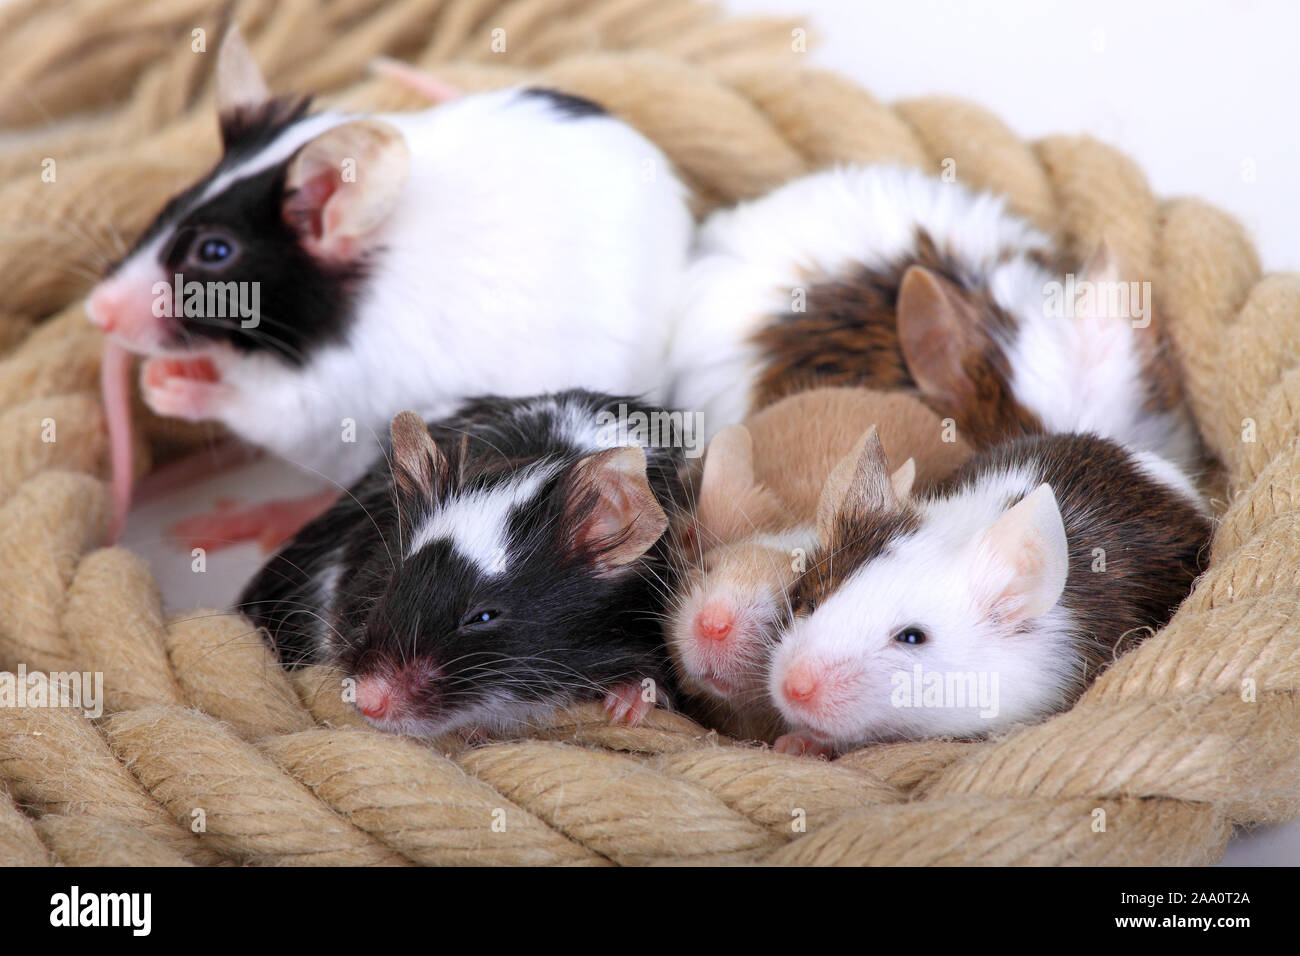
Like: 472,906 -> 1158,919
997,266 -> 1202,476
407,464 -> 556,574
117,90 -> 692,484
403,394 -> 648,575
769,463 -> 1082,748
305,556 -> 345,659
1129,449 -> 1207,513
666,163 -> 1201,479
750,526 -> 818,555
366,690 -> 565,739
666,164 -> 1050,435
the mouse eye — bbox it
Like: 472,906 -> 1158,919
461,609 -> 499,628
191,233 -> 238,266
894,626 -> 927,645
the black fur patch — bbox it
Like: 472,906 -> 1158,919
518,87 -> 608,120
239,391 -> 689,732
218,96 -> 313,152
111,95 -> 359,365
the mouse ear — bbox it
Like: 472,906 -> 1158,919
565,446 -> 668,576
896,266 -> 983,414
695,425 -> 759,542
815,426 -> 899,548
890,457 -> 917,500
973,483 -> 1069,623
389,410 -> 449,502
284,119 -> 411,261
216,24 -> 270,120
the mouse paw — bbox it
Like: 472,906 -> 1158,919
603,680 -> 657,726
141,356 -> 229,422
773,731 -> 833,758
171,489 -> 339,553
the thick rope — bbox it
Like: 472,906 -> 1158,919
0,0 -> 1296,865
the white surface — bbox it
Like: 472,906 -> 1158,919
125,0 -> 1298,865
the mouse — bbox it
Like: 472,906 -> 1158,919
664,164 -> 1200,474
86,27 -> 692,542
668,387 -> 972,740
238,390 -> 690,739
768,428 -> 1211,755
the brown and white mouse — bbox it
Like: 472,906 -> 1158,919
769,429 -> 1210,755
665,164 -> 1200,473
668,387 -> 972,739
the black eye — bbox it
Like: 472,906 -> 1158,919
894,626 -> 927,645
193,235 -> 236,265
461,609 -> 499,628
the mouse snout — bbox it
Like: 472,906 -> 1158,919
355,674 -> 394,719
774,654 -> 864,729
86,275 -> 169,345
781,660 -> 821,705
673,587 -> 774,700
694,599 -> 735,643
352,657 -> 440,725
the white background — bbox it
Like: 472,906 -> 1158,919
725,0 -> 1299,273
124,0 -> 1298,865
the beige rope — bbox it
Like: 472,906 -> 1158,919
0,0 -> 1295,865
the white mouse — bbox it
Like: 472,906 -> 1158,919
768,428 -> 1210,755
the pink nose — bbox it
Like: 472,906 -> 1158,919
354,677 -> 393,719
694,602 -> 734,642
782,662 -> 820,706
86,285 -> 123,332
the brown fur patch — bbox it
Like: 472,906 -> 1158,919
788,504 -> 921,618
749,229 -> 1045,449
939,434 -> 1211,689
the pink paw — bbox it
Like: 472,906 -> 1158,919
773,731 -> 834,758
141,356 -> 228,422
172,489 -> 339,553
603,680 -> 657,726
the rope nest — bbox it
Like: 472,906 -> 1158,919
2,0 -> 1297,866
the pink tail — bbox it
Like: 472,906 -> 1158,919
370,56 -> 462,103
100,341 -> 135,543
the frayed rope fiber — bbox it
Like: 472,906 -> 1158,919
1,0 -> 1298,866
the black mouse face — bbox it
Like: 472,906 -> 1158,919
151,159 -> 361,362
332,421 -> 675,738
92,98 -> 361,364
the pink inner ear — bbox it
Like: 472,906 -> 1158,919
286,170 -> 340,240
577,484 -> 631,553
